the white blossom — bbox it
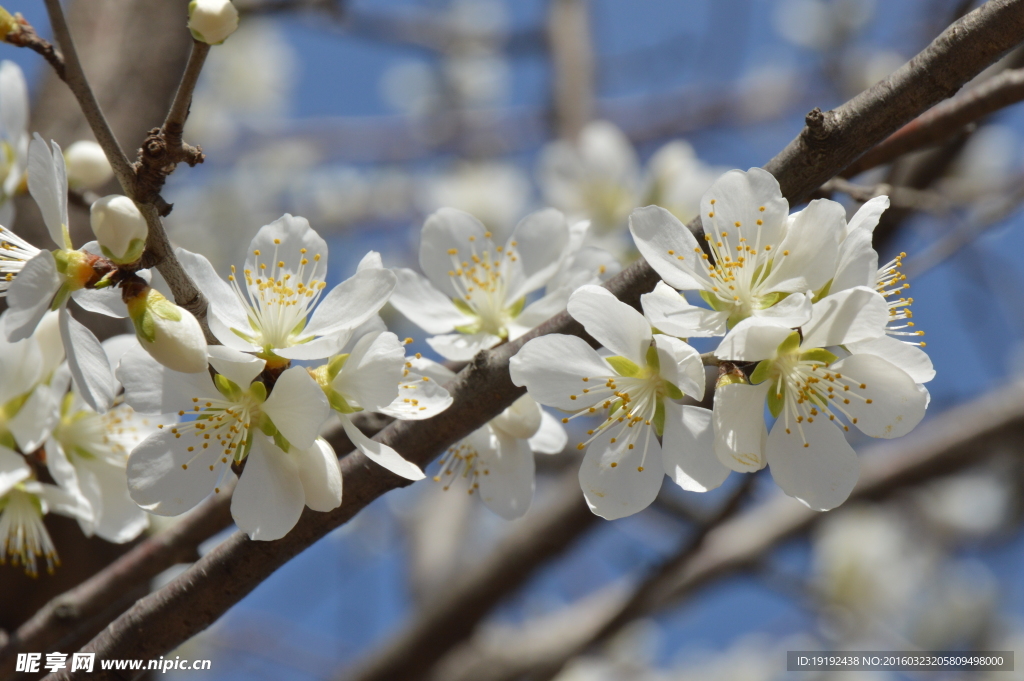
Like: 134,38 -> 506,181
511,286 -> 714,519
0,60 -> 28,227
188,0 -> 240,45
64,140 -> 113,191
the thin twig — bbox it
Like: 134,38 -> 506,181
41,0 -> 136,197
2,13 -> 65,80
38,3 -> 1024,679
820,177 -> 951,214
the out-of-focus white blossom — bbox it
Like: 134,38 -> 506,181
64,140 -> 113,190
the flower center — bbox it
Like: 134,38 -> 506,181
877,252 -> 925,347
446,232 -> 522,338
0,486 -> 58,577
433,439 -> 488,495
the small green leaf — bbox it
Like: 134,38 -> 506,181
664,381 -> 683,400
645,345 -> 660,372
606,355 -> 641,377
750,359 -> 774,385
653,400 -> 666,437
777,330 -> 802,357
248,381 -> 267,403
214,374 -> 242,401
767,382 -> 785,418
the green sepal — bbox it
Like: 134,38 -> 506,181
328,389 -> 362,414
237,427 -> 254,462
247,381 -> 267,403
452,298 -> 476,316
49,284 -> 71,312
272,430 -> 292,453
258,412 -> 277,437
754,291 -> 789,310
750,359 -> 774,385
231,326 -> 257,343
0,429 -> 15,451
699,289 -> 728,312
61,390 -> 76,417
645,345 -> 660,372
53,249 -> 69,274
777,330 -> 802,357
214,374 -> 243,402
507,296 -> 526,319
653,400 -> 666,437
327,353 -> 349,381
663,381 -> 683,400
150,296 -> 183,322
3,391 -> 30,420
812,278 -> 833,303
73,445 -> 97,461
290,317 -> 307,337
800,348 -> 837,366
606,355 -> 641,378
91,272 -> 115,289
454,322 -> 482,335
101,238 -> 146,266
767,382 -> 785,418
133,308 -> 156,343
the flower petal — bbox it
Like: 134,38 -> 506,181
72,286 -> 127,318
846,195 -> 890,236
334,331 -> 404,412
295,438 -> 342,512
759,198 -> 843,293
207,345 -> 267,387
629,205 -> 711,291
340,415 -> 425,480
117,344 -> 218,414
700,168 -> 788,250
489,394 -> 542,440
8,384 -> 57,453
504,208 -> 570,301
713,381 -> 768,472
0,444 -> 31,497
246,214 -> 328,285
662,403 -> 729,492
4,250 -> 61,341
766,415 -> 859,511
81,457 -> 148,543
126,428 -> 225,515
0,62 -> 28,152
419,208 -> 490,297
274,332 -> 352,361
262,366 -> 330,451
831,228 -> 878,294
0,321 -> 42,403
60,306 -> 117,413
567,285 -> 651,365
831,353 -> 928,438
528,411 -> 568,454
800,286 -> 887,349
478,430 -> 536,520
715,317 -> 795,362
232,436 -> 305,541
641,281 -> 728,338
578,427 -> 664,520
509,334 -> 613,410
653,334 -> 705,400
27,134 -> 68,248
304,267 -> 397,339
389,267 -> 470,334
752,291 -> 813,327
176,247 -> 251,337
426,332 -> 502,362
380,372 -> 453,420
845,335 -> 935,384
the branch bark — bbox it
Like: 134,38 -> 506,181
39,2 -> 1024,678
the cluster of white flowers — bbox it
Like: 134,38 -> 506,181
511,168 -> 932,518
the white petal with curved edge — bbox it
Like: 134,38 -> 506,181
334,331 -> 404,411
389,267 -> 470,334
505,208 -> 569,301
246,214 -> 328,285
653,334 -> 705,400
8,385 -> 57,453
340,415 -> 425,480
81,457 -> 148,543
33,481 -> 92,522
479,431 -> 536,520
60,307 -> 117,413
752,291 -> 813,328
72,287 -> 127,318
127,429 -> 226,515
489,394 -> 542,440
509,289 -> 573,340
426,332 -> 502,361
175,247 -> 251,336
27,135 -> 68,247
0,323 -> 41,402
206,311 -> 260,353
380,372 -> 453,420
262,366 -> 330,451
629,205 -> 712,291
44,440 -> 79,499
713,381 -> 769,472
419,208 -> 490,297
274,331 -> 353,361
408,357 -> 457,383
715,317 -> 794,362
845,335 -> 935,384
528,411 -> 568,454
567,285 -> 651,365
232,436 -> 305,541
117,344 -> 218,414
846,195 -> 890,235
304,267 -> 397,338
831,353 -> 928,438
0,62 -> 28,148
35,310 -> 65,378
700,168 -> 789,250
207,345 -> 266,387
641,282 -> 728,338
101,334 -> 137,376
663,403 -> 729,492
801,286 -> 888,349
296,438 -> 342,512
357,251 -> 383,271
766,415 -> 859,511
509,334 -> 613,410
759,199 -> 843,293
4,250 -> 61,341
831,228 -> 878,294
579,428 -> 664,520
0,445 -> 31,497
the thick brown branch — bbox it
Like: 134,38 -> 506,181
844,67 -> 1024,177
41,3 -> 1024,679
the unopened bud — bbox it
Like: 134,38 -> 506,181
716,362 -> 749,390
90,195 -> 148,264
0,8 -> 18,41
65,141 -> 113,190
125,286 -> 209,373
188,0 -> 239,45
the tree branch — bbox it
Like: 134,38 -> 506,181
40,3 -> 1024,678
843,67 -> 1024,178
2,12 -> 66,80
